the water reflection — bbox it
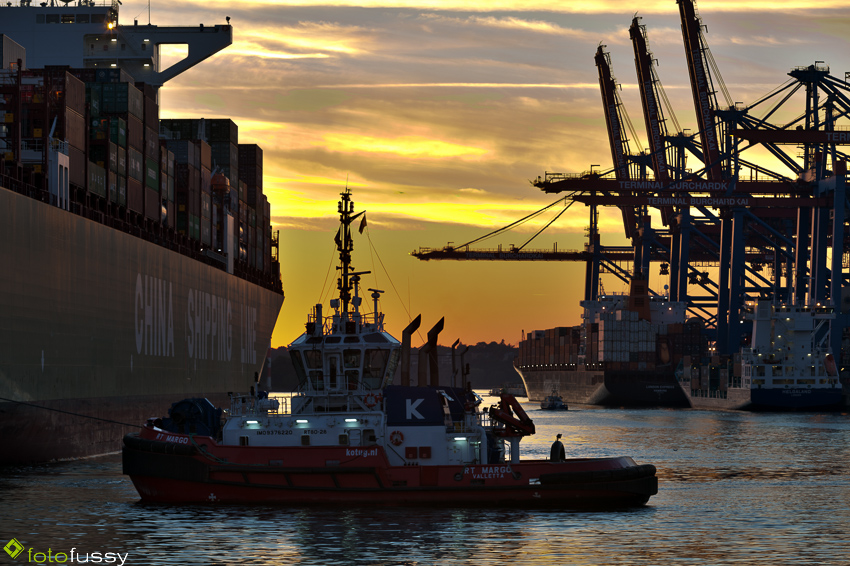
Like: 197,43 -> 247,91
1,409 -> 849,565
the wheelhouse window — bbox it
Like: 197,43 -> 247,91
363,349 -> 389,390
289,350 -> 307,388
303,350 -> 323,391
343,349 -> 361,389
343,349 -> 361,369
328,355 -> 339,390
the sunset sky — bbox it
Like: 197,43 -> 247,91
147,0 -> 850,348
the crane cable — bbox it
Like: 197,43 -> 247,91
453,195 -> 572,250
516,200 -> 575,251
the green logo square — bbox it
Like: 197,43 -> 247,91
4,538 -> 25,559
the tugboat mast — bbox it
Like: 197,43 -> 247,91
337,188 -> 366,319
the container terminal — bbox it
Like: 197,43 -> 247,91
414,0 -> 850,411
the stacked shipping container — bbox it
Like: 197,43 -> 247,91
238,143 -> 263,269
1,67 -> 277,284
159,118 -> 272,267
0,68 -> 87,196
83,69 -> 148,211
516,283 -> 703,373
163,138 -> 210,241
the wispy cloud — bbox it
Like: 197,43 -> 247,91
160,0 -> 850,14
152,0 -> 850,345
315,82 -> 600,88
320,134 -> 490,159
243,24 -> 372,55
419,13 -> 597,37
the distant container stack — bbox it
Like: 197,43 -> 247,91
515,278 -> 696,407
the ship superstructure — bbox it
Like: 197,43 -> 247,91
287,189 -> 401,406
681,301 -> 843,410
0,0 -> 231,86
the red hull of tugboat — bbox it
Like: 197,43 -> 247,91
123,428 -> 657,507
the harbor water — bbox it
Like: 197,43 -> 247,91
2,399 -> 849,565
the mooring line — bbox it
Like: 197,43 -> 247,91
0,396 -> 138,427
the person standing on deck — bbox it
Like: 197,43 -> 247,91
550,433 -> 566,462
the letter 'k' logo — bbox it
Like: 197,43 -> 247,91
4,538 -> 25,559
405,398 -> 424,419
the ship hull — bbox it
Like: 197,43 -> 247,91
749,387 -> 844,411
122,432 -> 657,508
680,385 -> 753,411
680,382 -> 844,411
0,187 -> 283,464
0,392 -> 231,463
516,366 -> 689,408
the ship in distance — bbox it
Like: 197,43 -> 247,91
515,278 -> 694,408
539,389 -> 568,411
0,0 -> 283,464
680,300 -> 844,411
517,285 -> 845,411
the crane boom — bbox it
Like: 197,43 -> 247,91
594,45 -> 640,239
630,18 -> 672,184
630,16 -> 677,226
595,46 -> 632,181
678,0 -> 724,181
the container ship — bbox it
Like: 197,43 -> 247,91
514,278 -> 696,407
679,301 -> 843,411
0,2 -> 283,463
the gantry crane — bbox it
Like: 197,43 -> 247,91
415,0 -> 850,362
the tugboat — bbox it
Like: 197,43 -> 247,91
540,389 -> 569,411
122,189 -> 658,507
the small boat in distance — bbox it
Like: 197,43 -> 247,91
122,189 -> 657,507
540,389 -> 569,410
488,383 -> 527,397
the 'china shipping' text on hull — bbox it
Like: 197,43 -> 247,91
0,187 -> 283,463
